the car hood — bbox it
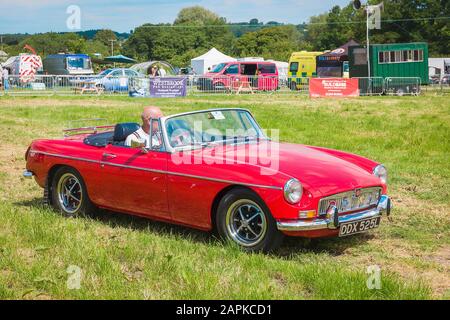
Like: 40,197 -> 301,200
201,140 -> 381,197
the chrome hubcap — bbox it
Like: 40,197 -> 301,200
226,199 -> 267,247
56,173 -> 83,214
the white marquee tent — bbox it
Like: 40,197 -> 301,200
267,60 -> 289,82
191,48 -> 236,75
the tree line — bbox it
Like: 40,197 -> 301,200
2,1 -> 448,68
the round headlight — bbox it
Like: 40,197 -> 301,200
373,164 -> 388,184
284,178 -> 303,204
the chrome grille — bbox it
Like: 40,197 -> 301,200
318,187 -> 382,216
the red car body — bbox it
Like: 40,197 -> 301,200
24,108 -> 391,250
198,61 -> 279,91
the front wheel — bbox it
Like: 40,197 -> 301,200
51,166 -> 95,217
215,188 -> 284,253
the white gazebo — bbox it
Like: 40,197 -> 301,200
191,48 -> 236,75
267,60 -> 289,82
0,50 -> 8,63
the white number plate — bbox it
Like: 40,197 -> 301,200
339,217 -> 381,237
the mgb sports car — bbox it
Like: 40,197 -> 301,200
24,108 -> 392,252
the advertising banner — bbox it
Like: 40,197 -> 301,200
309,78 -> 359,97
150,77 -> 187,98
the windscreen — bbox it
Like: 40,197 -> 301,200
165,109 -> 264,148
210,63 -> 226,73
67,56 -> 92,70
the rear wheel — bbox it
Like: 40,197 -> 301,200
51,166 -> 95,217
215,188 -> 284,253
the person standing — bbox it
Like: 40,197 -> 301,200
2,66 -> 9,91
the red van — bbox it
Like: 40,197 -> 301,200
197,61 -> 279,92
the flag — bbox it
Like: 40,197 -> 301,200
367,2 -> 384,30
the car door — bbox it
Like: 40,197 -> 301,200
97,144 -> 169,219
222,64 -> 240,89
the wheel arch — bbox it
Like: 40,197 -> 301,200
46,164 -> 86,205
210,184 -> 267,231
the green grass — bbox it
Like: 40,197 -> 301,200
0,94 -> 448,299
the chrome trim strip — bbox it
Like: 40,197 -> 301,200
277,195 -> 391,232
168,171 -> 282,190
31,150 -> 282,190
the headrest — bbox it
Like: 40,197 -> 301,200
113,122 -> 140,141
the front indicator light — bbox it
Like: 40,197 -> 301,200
298,210 -> 316,219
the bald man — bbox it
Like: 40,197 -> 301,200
125,106 -> 164,148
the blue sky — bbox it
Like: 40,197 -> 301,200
0,0 -> 350,34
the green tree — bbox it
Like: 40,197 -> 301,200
305,0 -> 449,55
94,29 -> 117,47
123,6 -> 235,67
18,33 -> 87,56
234,25 -> 311,61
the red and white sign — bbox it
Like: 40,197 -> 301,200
19,55 -> 42,83
309,78 -> 360,98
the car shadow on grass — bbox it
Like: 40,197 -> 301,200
16,198 -> 374,258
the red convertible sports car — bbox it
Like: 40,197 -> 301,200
24,108 -> 391,252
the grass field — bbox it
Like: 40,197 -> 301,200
0,94 -> 449,300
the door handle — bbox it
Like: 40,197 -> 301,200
102,153 -> 117,159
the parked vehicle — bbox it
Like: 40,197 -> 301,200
24,108 -> 391,252
197,62 -> 279,92
43,54 -> 94,75
2,54 -> 43,84
69,68 -> 143,92
288,51 -> 323,90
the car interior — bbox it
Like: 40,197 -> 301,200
83,122 -> 140,147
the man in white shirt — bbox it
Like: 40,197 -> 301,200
125,106 -> 164,148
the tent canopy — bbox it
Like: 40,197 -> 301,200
104,54 -> 136,63
130,61 -> 175,75
191,48 -> 236,75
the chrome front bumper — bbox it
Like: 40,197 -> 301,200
277,195 -> 392,232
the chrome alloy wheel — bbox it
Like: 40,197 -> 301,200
225,199 -> 267,247
56,173 -> 83,214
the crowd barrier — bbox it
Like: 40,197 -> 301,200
385,77 -> 421,96
0,75 -> 426,97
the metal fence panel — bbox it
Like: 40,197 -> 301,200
191,75 -> 308,95
0,74 -> 428,97
384,77 -> 421,96
355,77 -> 384,96
54,75 -> 131,96
3,75 -> 55,96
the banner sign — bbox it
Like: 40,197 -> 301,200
149,77 -> 187,98
309,78 -> 359,97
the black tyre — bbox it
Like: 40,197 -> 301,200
51,166 -> 95,217
215,188 -> 284,253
